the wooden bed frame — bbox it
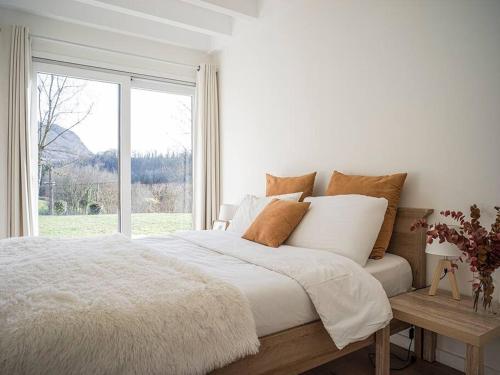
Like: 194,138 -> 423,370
212,207 -> 433,375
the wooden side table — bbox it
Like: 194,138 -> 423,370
390,288 -> 500,375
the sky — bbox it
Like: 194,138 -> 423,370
38,73 -> 192,155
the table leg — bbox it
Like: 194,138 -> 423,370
466,344 -> 484,375
375,325 -> 390,375
422,330 -> 437,362
414,327 -> 423,359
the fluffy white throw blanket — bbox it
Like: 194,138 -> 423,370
0,235 -> 259,375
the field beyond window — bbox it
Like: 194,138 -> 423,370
38,213 -> 192,237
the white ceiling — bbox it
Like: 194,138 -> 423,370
0,0 -> 259,52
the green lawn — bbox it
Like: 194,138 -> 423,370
39,213 -> 192,237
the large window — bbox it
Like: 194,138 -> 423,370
33,63 -> 194,238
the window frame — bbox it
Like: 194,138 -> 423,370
31,61 -> 195,237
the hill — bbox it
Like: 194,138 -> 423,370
42,124 -> 93,165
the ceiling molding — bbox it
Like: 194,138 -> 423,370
0,6 -> 208,64
74,0 -> 233,37
181,0 -> 259,20
0,0 -> 260,52
0,0 -> 211,50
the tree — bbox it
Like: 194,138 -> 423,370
166,98 -> 192,213
37,74 -> 94,183
37,73 -> 94,213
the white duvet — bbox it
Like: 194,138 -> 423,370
174,230 -> 393,349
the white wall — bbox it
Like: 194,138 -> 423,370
214,0 -> 500,373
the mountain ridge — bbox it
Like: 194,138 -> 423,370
41,124 -> 93,165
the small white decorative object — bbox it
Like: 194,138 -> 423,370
212,220 -> 229,231
218,204 -> 238,222
426,241 -> 462,257
426,240 -> 462,300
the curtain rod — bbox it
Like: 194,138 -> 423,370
33,57 -> 196,88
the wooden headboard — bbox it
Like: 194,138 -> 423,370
388,207 -> 433,289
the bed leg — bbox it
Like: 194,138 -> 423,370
375,325 -> 390,375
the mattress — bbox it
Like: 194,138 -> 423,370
365,253 -> 413,300
137,236 -> 412,337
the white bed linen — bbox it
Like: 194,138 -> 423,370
138,232 -> 407,343
365,253 -> 413,299
138,235 -> 316,337
286,195 -> 388,266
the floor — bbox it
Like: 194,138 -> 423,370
302,344 -> 463,375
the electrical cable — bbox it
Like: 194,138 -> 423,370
368,326 -> 417,371
440,268 -> 448,280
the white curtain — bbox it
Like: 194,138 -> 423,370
7,26 -> 34,237
193,64 -> 220,230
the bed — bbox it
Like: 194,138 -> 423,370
210,207 -> 433,375
0,207 -> 432,375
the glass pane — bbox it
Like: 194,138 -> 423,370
36,72 -> 119,237
131,87 -> 193,237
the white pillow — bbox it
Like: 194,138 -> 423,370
227,192 -> 303,234
286,195 -> 388,266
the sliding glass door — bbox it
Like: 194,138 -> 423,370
33,62 -> 194,238
131,81 -> 193,237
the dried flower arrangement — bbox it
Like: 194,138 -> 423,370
412,205 -> 500,311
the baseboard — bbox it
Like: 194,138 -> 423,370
391,331 -> 500,375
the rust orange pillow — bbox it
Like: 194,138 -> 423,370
325,171 -> 407,259
266,172 -> 316,202
242,199 -> 311,248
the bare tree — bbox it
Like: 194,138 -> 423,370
37,74 -> 94,184
166,98 -> 192,212
37,73 -> 94,214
